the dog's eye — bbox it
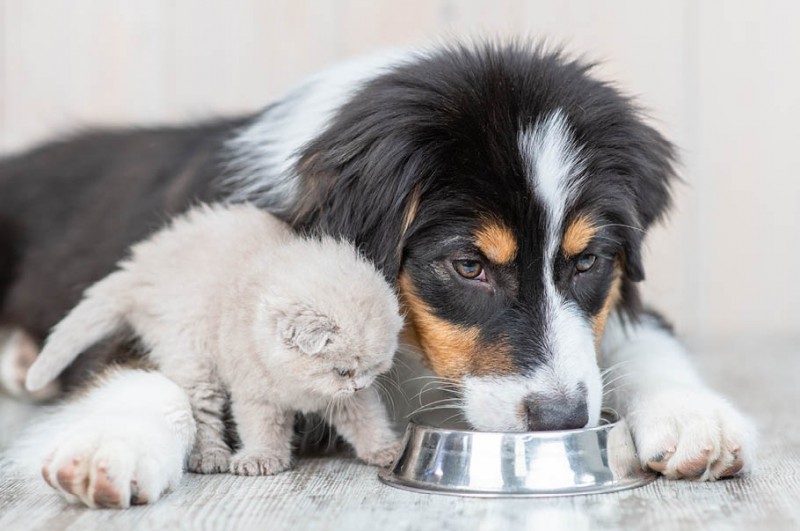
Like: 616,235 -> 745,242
453,260 -> 485,281
575,254 -> 597,273
336,368 -> 355,378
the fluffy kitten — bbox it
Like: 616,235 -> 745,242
26,203 -> 404,475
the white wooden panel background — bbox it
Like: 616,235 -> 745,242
0,0 -> 798,339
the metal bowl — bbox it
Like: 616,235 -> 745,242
379,416 -> 655,497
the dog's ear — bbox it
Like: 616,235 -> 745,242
277,308 -> 339,355
287,149 -> 424,285
606,112 -> 678,284
621,229 -> 645,283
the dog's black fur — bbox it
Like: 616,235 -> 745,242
0,121 -> 245,339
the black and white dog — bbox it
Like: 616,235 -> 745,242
0,43 -> 754,508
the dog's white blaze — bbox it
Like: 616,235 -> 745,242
513,110 -> 602,429
548,301 -> 602,425
519,110 -> 584,230
224,50 -> 418,211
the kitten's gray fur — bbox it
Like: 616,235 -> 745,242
26,204 -> 404,475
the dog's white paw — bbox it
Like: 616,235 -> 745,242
627,389 -> 756,481
40,416 -> 182,508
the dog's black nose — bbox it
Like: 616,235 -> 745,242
524,385 -> 589,431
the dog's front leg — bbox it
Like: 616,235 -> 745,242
600,312 -> 756,481
10,368 -> 196,508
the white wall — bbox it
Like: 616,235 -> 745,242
1,0 -> 798,339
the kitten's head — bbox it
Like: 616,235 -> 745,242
274,306 -> 399,396
261,236 -> 404,398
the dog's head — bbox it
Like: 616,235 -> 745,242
247,44 -> 676,431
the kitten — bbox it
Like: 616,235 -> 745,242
26,203 -> 404,476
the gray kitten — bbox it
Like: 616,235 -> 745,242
26,204 -> 404,475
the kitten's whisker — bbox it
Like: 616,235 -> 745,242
374,381 -> 397,416
378,371 -> 407,398
390,355 -> 414,372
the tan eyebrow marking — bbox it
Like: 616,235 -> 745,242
591,261 -> 623,352
474,220 -> 518,264
562,215 -> 598,256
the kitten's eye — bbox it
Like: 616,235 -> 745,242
336,368 -> 354,378
453,260 -> 485,281
575,254 -> 597,273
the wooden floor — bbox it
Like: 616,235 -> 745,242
1,335 -> 798,531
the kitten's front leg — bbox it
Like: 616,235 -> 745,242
184,381 -> 232,474
601,312 -> 756,481
330,387 -> 401,467
229,398 -> 294,476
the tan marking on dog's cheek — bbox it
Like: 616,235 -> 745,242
475,220 -> 518,264
562,215 -> 598,257
398,273 -> 516,378
471,337 -> 516,377
592,263 -> 623,350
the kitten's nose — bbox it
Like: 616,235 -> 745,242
524,384 -> 588,431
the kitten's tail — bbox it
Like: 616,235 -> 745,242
25,270 -> 130,392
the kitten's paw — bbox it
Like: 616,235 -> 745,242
229,450 -> 291,476
187,447 -> 231,474
627,389 -> 756,481
0,328 -> 60,402
40,419 -> 179,508
358,439 -> 403,468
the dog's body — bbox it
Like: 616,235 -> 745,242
0,43 -> 754,508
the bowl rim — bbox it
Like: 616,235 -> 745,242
406,413 -> 621,437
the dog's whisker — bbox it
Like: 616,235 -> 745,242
406,403 -> 463,419
406,396 -> 463,417
401,375 -> 463,385
601,372 -> 634,388
600,359 -> 636,376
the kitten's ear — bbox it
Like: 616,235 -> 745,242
277,309 -> 339,355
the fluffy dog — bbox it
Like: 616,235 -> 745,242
0,42 -> 754,507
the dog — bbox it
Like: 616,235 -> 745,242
0,42 -> 754,507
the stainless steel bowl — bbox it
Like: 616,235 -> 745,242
379,417 -> 655,497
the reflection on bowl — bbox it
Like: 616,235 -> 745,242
379,415 -> 655,497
